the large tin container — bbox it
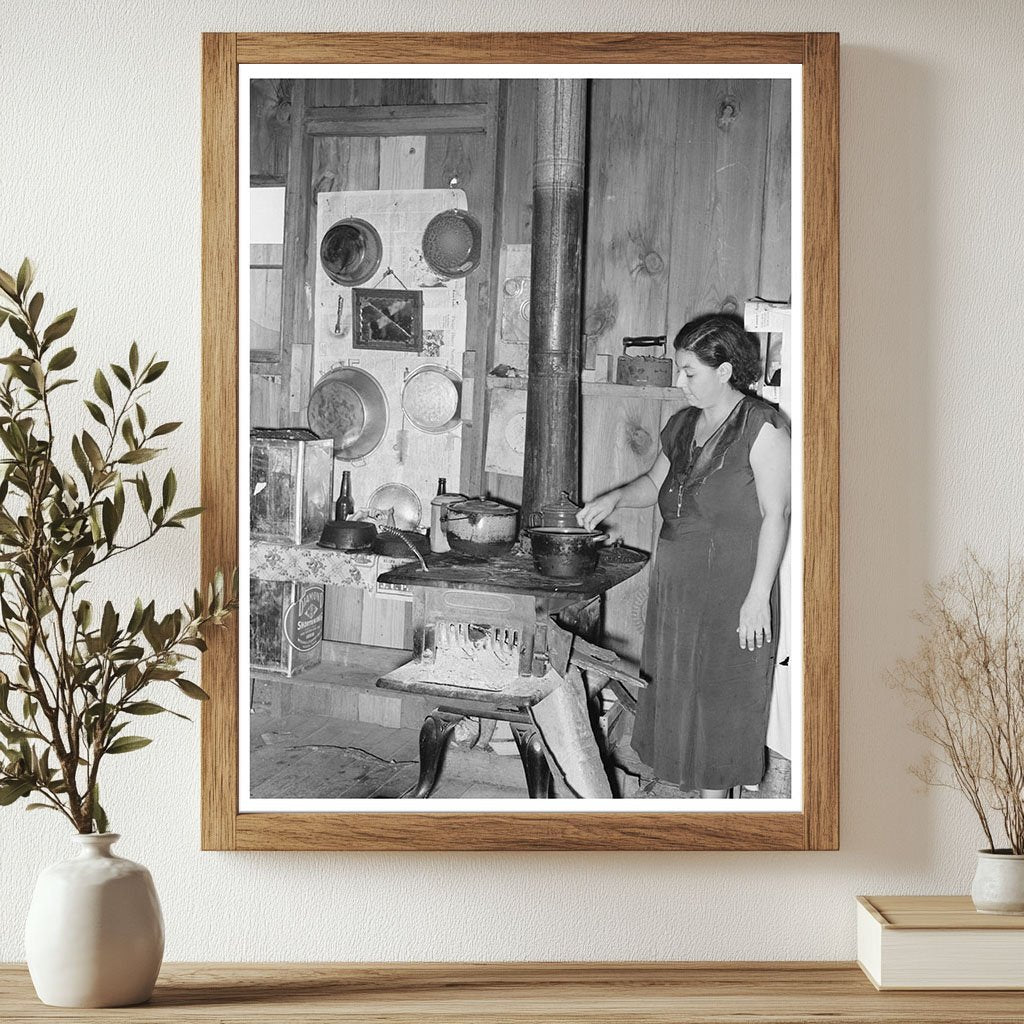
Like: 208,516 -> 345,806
250,579 -> 324,677
250,428 -> 334,545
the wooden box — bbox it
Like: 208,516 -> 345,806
857,895 -> 1024,990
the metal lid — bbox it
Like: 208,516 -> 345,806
448,498 -> 517,517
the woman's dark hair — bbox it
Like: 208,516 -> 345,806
672,313 -> 762,389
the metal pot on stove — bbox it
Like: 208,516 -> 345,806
527,527 -> 607,579
443,498 -> 518,558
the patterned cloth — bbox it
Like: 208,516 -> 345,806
250,541 -> 410,590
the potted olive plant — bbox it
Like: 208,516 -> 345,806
0,260 -> 235,1006
895,552 -> 1024,914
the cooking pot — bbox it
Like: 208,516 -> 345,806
528,527 -> 607,579
318,518 -> 377,552
307,366 -> 389,462
444,499 -> 518,558
526,491 -> 583,530
320,218 -> 382,286
372,528 -> 429,559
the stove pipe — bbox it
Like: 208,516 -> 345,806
521,80 -> 588,527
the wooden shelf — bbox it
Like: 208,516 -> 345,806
250,642 -> 411,686
2,962 -> 1022,1022
486,375 -> 686,401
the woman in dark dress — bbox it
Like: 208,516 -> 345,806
577,314 -> 791,797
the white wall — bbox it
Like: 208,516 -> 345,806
1,0 -> 1022,962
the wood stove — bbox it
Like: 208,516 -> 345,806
379,547 -> 643,682
375,548 -> 645,797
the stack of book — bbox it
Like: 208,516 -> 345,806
857,895 -> 1024,990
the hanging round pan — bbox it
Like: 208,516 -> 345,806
367,483 -> 423,531
307,366 -> 389,461
401,364 -> 462,434
421,209 -> 481,279
320,218 -> 382,286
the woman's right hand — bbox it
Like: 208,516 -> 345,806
576,489 -> 620,531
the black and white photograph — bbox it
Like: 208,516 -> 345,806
242,68 -> 801,810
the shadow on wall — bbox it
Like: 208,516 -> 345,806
839,48 -> 940,867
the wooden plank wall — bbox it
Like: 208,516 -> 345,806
490,77 -> 787,355
486,79 -> 535,508
583,80 -> 678,360
666,79 -> 773,328
487,77 -> 789,665
249,80 -> 291,427
250,79 -> 290,182
757,79 -> 792,301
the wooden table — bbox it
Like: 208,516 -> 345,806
2,962 -> 1023,1022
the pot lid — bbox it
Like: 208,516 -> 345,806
449,498 -> 517,517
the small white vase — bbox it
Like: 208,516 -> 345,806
971,849 -> 1024,915
25,833 -> 164,1007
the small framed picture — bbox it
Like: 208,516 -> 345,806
352,287 -> 423,353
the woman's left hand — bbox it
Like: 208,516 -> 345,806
737,592 -> 772,650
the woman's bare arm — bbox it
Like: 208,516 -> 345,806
576,450 -> 670,530
737,422 -> 791,649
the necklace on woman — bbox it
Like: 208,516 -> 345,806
694,392 -> 743,446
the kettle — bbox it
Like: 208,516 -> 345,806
527,491 -> 583,530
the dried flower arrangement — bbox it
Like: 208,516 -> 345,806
895,552 -> 1024,854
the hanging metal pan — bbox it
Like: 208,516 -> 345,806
367,483 -> 423,531
401,364 -> 462,434
421,209 -> 481,279
307,366 -> 389,461
320,218 -> 382,286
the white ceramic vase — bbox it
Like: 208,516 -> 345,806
971,849 -> 1024,915
25,833 -> 164,1007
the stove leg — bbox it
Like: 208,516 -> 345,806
512,726 -> 552,799
406,711 -> 461,799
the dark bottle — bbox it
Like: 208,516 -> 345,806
436,477 -> 448,496
336,470 -> 354,520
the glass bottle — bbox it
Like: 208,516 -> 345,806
336,470 -> 354,520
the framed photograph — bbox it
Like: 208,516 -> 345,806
202,33 -> 839,851
352,288 -> 423,352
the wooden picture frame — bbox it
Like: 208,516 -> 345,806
201,32 -> 839,851
352,288 -> 424,353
